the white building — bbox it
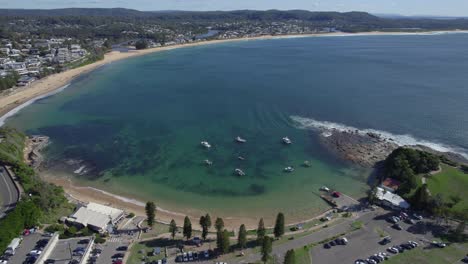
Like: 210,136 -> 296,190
375,187 -> 410,210
67,202 -> 125,233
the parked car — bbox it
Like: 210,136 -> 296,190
387,247 -> 398,254
432,241 -> 446,248
329,240 -> 336,246
323,243 -> 331,249
392,223 -> 402,230
412,214 -> 423,220
380,236 -> 392,245
355,259 -> 366,264
117,246 -> 128,251
405,218 -> 416,224
29,250 -> 42,256
203,250 -> 209,259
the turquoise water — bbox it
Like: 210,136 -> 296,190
5,33 -> 468,220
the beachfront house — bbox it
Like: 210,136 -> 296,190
375,187 -> 410,210
66,202 -> 125,233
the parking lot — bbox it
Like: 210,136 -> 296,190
46,237 -> 92,264
311,209 -> 440,264
4,233 -> 48,264
94,241 -> 129,264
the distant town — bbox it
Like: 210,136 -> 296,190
1,8 -> 468,91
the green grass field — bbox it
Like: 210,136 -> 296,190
385,242 -> 468,264
294,246 -> 312,264
426,164 -> 468,213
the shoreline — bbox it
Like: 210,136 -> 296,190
3,29 -> 468,229
1,29 -> 468,119
41,172 -> 337,230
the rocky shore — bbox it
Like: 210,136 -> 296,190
319,130 -> 398,167
24,135 -> 49,168
319,129 -> 467,167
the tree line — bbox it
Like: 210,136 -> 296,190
145,202 -> 295,263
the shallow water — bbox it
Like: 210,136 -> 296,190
5,33 -> 468,220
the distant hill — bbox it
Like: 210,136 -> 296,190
0,8 -> 380,21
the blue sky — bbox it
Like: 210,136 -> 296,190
0,0 -> 467,17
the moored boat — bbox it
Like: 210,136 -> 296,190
200,141 -> 211,148
235,136 -> 247,143
284,166 -> 294,173
235,168 -> 246,176
282,137 -> 292,144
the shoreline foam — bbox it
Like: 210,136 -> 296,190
291,115 -> 468,159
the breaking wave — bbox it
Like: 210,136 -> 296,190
291,115 -> 468,159
0,84 -> 70,127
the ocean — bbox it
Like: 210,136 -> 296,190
4,33 -> 468,221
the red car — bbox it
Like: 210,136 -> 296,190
332,191 -> 341,198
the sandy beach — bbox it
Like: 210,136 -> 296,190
2,29 -> 468,229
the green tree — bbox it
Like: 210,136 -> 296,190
183,216 -> 192,240
238,224 -> 247,249
135,39 -> 148,50
199,215 -> 209,241
145,201 -> 156,227
257,218 -> 266,245
411,184 -> 431,210
261,236 -> 272,263
274,212 -> 285,238
205,214 -> 212,231
169,219 -> 178,240
220,229 -> 231,254
284,249 -> 296,264
215,217 -> 224,233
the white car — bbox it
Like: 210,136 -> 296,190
29,250 -> 42,256
387,247 -> 398,254
0,260 -> 8,264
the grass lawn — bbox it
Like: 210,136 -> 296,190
426,164 -> 468,213
127,238 -> 178,263
294,246 -> 312,264
385,242 -> 468,264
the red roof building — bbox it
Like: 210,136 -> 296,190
381,178 -> 401,193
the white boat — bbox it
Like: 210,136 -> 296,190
238,156 -> 245,160
282,137 -> 292,144
235,136 -> 247,143
320,186 -> 330,192
200,141 -> 211,148
204,160 -> 213,166
235,168 -> 246,176
284,166 -> 294,173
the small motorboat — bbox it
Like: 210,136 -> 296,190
235,136 -> 247,143
200,141 -> 211,148
320,186 -> 330,192
204,160 -> 213,166
284,166 -> 294,173
235,168 -> 246,176
282,137 -> 292,144
238,156 -> 245,161
303,161 -> 311,167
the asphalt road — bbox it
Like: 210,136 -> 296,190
0,166 -> 19,218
